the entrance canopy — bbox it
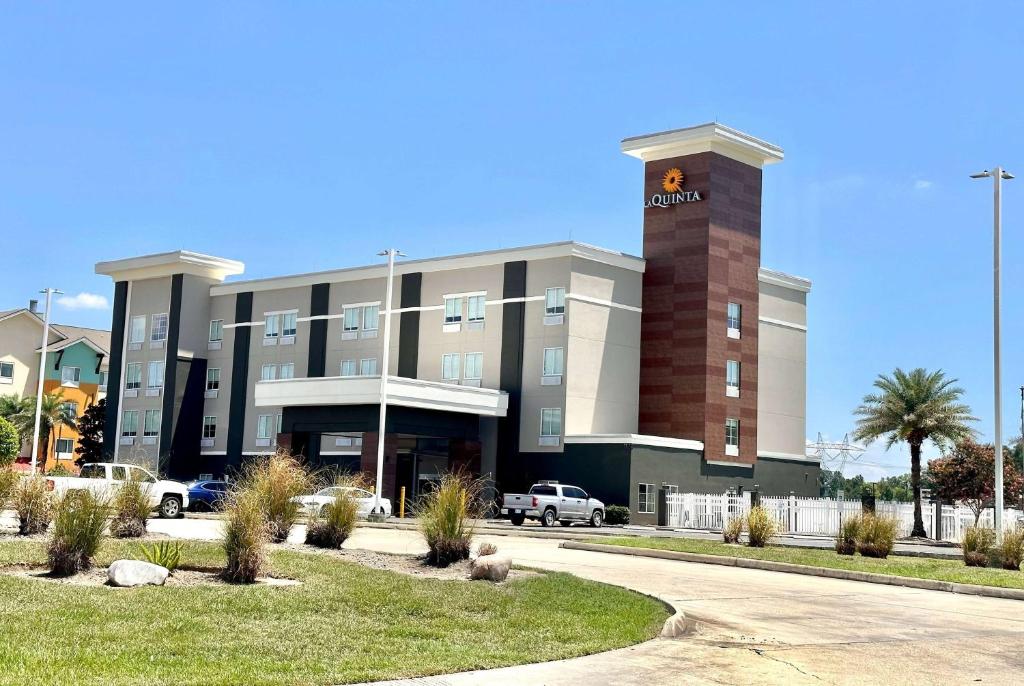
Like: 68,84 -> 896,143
254,375 -> 509,418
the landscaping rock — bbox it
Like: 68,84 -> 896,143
470,554 -> 511,582
107,559 -> 169,587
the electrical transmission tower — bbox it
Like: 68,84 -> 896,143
807,433 -> 866,496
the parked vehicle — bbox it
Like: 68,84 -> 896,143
45,463 -> 190,518
187,480 -> 230,511
501,482 -> 604,527
291,486 -> 392,518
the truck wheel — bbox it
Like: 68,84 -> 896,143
590,509 -> 604,528
540,508 -> 556,527
509,514 -> 525,526
159,495 -> 182,519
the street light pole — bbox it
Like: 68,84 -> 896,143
30,288 -> 62,474
373,248 -> 404,515
972,167 -> 1014,538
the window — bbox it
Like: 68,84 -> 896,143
129,316 -> 146,344
209,319 -> 224,342
340,359 -> 356,376
727,302 -> 742,336
147,361 -> 164,388
726,360 -> 740,396
202,416 -> 217,440
467,295 -> 485,322
151,313 -> 168,342
545,287 -> 566,315
79,464 -> 104,479
125,363 -> 142,390
206,367 -> 220,392
638,483 -> 655,514
144,409 -> 161,437
261,364 -> 277,381
98,370 -> 108,389
61,366 -> 80,387
725,418 -> 740,455
264,314 -> 280,338
542,347 -> 564,377
343,307 -> 360,332
359,358 -> 377,376
55,438 -> 74,456
362,305 -> 379,331
281,312 -> 297,337
540,408 -> 562,442
444,297 -> 462,324
0,361 -> 12,383
256,414 -> 273,440
464,353 -> 483,380
441,353 -> 460,381
278,363 -> 295,380
61,401 -> 78,418
121,410 -> 139,437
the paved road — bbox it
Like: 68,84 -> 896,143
148,518 -> 1024,685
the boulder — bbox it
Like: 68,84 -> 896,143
107,560 -> 169,587
470,554 -> 511,582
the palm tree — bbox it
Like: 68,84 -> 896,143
11,391 -> 77,471
0,394 -> 30,419
853,368 -> 976,537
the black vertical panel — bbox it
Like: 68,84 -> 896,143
226,292 -> 253,463
307,283 -> 330,377
168,357 -> 207,480
397,272 -> 422,378
496,261 -> 527,489
158,274 -> 184,475
102,281 -> 129,459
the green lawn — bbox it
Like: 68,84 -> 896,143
0,539 -> 667,686
587,536 -> 1024,590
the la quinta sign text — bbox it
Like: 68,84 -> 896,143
644,167 -> 703,208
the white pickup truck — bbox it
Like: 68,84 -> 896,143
501,482 -> 605,528
45,463 -> 190,518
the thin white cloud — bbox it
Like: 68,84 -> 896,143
56,292 -> 110,311
913,179 -> 933,191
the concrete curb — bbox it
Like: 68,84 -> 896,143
560,541 -> 1024,601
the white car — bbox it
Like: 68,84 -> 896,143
291,486 -> 392,518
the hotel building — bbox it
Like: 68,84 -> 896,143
96,123 -> 819,521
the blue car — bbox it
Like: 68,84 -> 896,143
187,480 -> 229,511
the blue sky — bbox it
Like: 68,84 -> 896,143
2,2 -> 1021,479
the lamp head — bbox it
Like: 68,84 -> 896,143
970,171 -> 992,179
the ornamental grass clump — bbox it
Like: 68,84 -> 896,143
418,471 -> 485,567
0,468 -> 17,509
996,527 -> 1024,571
305,488 -> 359,549
746,506 -> 777,548
47,489 -> 109,577
241,450 -> 314,543
856,514 -> 898,559
110,478 -> 151,538
962,526 -> 995,567
835,515 -> 862,556
14,475 -> 53,535
722,517 -> 744,544
221,489 -> 269,584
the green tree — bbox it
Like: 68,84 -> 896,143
875,474 -> 914,502
74,398 -> 106,466
853,368 -> 976,537
10,391 -> 77,469
928,439 -> 1024,523
0,394 -> 30,419
0,416 -> 19,467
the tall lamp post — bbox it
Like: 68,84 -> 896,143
971,167 -> 1013,538
373,248 -> 404,515
30,288 -> 62,474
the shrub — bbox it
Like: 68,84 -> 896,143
746,506 -> 777,547
477,541 -> 498,557
139,540 -> 182,572
0,417 -> 19,467
857,514 -> 898,559
962,526 -> 995,567
722,517 -> 743,544
110,479 -> 151,538
47,490 -> 109,577
14,475 -> 53,535
604,504 -> 630,526
240,450 -> 313,543
995,527 -> 1024,571
46,464 -> 72,477
417,471 -> 484,567
835,515 -> 862,556
222,489 -> 269,583
305,490 -> 359,549
0,468 -> 17,509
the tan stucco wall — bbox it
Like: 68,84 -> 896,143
757,281 -> 807,459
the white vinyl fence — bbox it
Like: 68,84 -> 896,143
665,492 -> 1023,543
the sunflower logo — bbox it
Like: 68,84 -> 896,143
661,168 -> 684,193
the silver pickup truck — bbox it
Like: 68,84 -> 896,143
501,482 -> 605,528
